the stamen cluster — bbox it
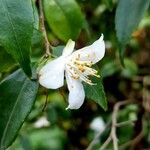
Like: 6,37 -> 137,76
66,54 -> 100,85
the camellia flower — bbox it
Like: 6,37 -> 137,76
39,35 -> 105,109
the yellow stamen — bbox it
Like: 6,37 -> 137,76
66,55 -> 100,85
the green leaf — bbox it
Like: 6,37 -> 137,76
0,69 -> 39,149
43,0 -> 85,42
0,0 -> 34,76
84,67 -> 107,111
101,60 -> 120,78
0,46 -> 15,73
115,0 -> 150,59
32,1 -> 39,30
31,29 -> 43,50
121,58 -> 138,78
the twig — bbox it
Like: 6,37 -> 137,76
119,130 -> 143,150
59,88 -> 67,102
86,121 -> 111,150
116,120 -> 135,127
130,130 -> 143,150
42,89 -> 49,112
100,136 -> 111,150
111,101 -> 119,150
112,100 -> 132,150
99,100 -> 132,150
39,0 -> 51,57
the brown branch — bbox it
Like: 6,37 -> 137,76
100,136 -> 111,150
112,100 -> 132,150
129,131 -> 144,150
119,130 -> 143,150
39,0 -> 52,57
99,100 -> 133,150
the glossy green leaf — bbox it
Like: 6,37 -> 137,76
0,46 -> 15,73
84,67 -> 107,111
43,0 -> 85,42
0,69 -> 39,149
31,29 -> 43,51
115,0 -> 150,59
0,0 -> 34,76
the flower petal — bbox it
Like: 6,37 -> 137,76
39,56 -> 65,89
62,39 -> 75,56
71,34 -> 105,64
65,72 -> 85,109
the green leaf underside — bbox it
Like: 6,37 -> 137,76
115,0 -> 150,60
0,0 -> 34,76
0,70 -> 39,149
43,0 -> 85,42
84,67 -> 107,111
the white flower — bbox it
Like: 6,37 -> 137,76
34,116 -> 50,128
90,117 -> 105,133
39,35 -> 105,109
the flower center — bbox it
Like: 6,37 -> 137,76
66,54 -> 100,85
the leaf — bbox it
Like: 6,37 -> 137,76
101,59 -> 120,78
121,58 -> 138,78
0,0 -> 34,76
0,46 -> 15,73
115,0 -> 150,60
43,0 -> 85,42
84,67 -> 107,111
32,1 -> 39,30
0,69 -> 39,149
31,29 -> 43,51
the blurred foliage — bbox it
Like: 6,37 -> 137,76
0,0 -> 150,150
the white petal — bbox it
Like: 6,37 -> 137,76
71,34 -> 105,64
65,72 -> 85,109
62,39 -> 75,56
39,56 -> 65,89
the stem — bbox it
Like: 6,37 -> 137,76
116,120 -> 135,127
39,0 -> 52,57
42,89 -> 48,111
111,100 -> 132,150
86,121 -> 111,150
99,100 -> 133,150
100,136 -> 111,150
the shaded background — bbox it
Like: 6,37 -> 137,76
1,0 -> 149,149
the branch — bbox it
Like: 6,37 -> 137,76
99,100 -> 133,150
100,136 -> 111,150
39,0 -> 52,57
119,130 -> 143,150
86,121 -> 111,150
116,120 -> 135,127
